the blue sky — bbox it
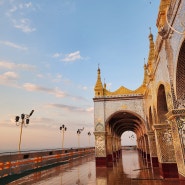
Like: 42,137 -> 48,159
0,0 -> 159,151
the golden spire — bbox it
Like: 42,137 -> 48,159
142,59 -> 148,86
148,29 -> 155,63
94,66 -> 104,96
147,28 -> 155,79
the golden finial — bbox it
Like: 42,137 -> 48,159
149,27 -> 153,40
94,65 -> 103,96
104,78 -> 107,89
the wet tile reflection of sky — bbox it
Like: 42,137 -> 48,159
7,150 -> 182,185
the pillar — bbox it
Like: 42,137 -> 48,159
141,136 -> 146,158
166,109 -> 185,180
144,134 -> 151,162
106,134 -> 114,166
115,136 -> 120,159
137,137 -> 142,152
153,124 -> 178,178
148,131 -> 159,167
112,136 -> 117,160
94,131 -> 107,167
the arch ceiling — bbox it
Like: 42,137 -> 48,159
106,111 -> 145,137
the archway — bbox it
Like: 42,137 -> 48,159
157,84 -> 168,124
106,110 -> 146,136
176,39 -> 185,160
104,110 -> 149,166
176,39 -> 185,108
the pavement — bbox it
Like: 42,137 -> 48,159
6,150 -> 185,185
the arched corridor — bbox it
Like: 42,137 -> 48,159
104,110 -> 149,167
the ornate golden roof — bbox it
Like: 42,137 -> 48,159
102,84 -> 146,96
94,67 -> 147,97
94,30 -> 155,97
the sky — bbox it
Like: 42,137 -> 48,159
0,0 -> 160,152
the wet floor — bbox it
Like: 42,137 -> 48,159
6,150 -> 184,185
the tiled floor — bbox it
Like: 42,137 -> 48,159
6,150 -> 185,185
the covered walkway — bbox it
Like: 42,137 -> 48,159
5,149 -> 183,185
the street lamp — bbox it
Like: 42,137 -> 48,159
88,132 -> 91,147
77,127 -> 84,148
60,124 -> 67,150
15,110 -> 34,152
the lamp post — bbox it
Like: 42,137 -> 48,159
77,127 -> 84,148
88,132 -> 91,147
60,124 -> 67,150
15,110 -> 34,153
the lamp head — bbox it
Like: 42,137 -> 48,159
77,129 -> 80,134
15,116 -> 20,122
29,110 -> 34,117
26,119 -> 29,124
21,114 -> 25,120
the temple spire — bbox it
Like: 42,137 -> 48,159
148,28 -> 155,61
142,59 -> 149,86
94,66 -> 104,96
147,28 -> 155,79
142,28 -> 155,87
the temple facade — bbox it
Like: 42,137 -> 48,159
93,0 -> 185,179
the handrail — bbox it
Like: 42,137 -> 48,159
0,147 -> 95,179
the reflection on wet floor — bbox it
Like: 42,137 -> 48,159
7,155 -> 96,185
7,150 -> 183,185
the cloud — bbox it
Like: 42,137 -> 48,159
61,51 -> 83,62
46,103 -> 93,113
19,2 -> 32,9
12,18 -> 36,33
23,83 -> 66,98
86,107 -> 94,112
52,53 -> 62,58
6,1 -> 36,33
37,74 -> 44,78
32,117 -> 57,129
53,74 -> 62,83
78,85 -> 88,91
0,71 -> 19,86
22,82 -> 88,101
53,51 -> 87,63
0,40 -> 28,50
0,61 -> 35,70
9,5 -> 17,13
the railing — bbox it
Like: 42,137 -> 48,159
0,147 -> 95,179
